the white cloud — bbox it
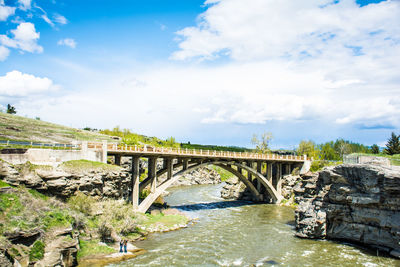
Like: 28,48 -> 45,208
41,14 -> 54,27
164,0 -> 400,128
0,4 -> 15,21
172,0 -> 400,61
54,14 -> 67,25
0,22 -> 43,53
0,71 -> 59,97
57,38 -> 76,48
18,0 -> 31,11
0,46 -> 9,61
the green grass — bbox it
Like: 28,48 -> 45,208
0,193 -> 23,216
14,161 -> 53,173
77,240 -> 115,261
0,112 -> 114,143
210,166 -> 234,181
0,180 -> 12,188
41,210 -> 73,230
28,189 -> 48,200
310,160 -> 342,172
59,160 -> 121,173
29,240 -> 45,261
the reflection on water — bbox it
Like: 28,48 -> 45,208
110,184 -> 400,267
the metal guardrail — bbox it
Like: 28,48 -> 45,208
0,140 -> 79,149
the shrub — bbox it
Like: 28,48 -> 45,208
98,222 -> 113,243
67,192 -> 95,215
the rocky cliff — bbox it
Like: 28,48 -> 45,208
0,160 -> 131,200
294,164 -> 400,258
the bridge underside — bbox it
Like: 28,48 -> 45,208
110,154 -> 303,213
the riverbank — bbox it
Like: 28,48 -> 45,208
0,180 -> 190,266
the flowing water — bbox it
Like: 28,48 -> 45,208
111,184 -> 400,267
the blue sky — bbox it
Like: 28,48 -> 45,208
0,0 -> 399,149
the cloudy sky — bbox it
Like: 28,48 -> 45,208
0,0 -> 399,149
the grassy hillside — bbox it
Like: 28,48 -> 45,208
0,113 -> 114,143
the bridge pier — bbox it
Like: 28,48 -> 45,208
183,158 -> 189,170
166,158 -> 173,180
131,156 -> 140,210
114,155 -> 121,166
256,161 -> 262,192
267,163 -> 273,184
148,157 -> 157,193
276,163 -> 282,196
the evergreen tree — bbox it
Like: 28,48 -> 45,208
384,132 -> 400,155
371,144 -> 380,154
6,104 -> 16,114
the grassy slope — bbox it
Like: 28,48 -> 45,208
0,113 -> 114,143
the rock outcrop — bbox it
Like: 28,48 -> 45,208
0,160 -> 131,200
294,164 -> 400,258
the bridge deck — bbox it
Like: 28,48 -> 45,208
88,142 -> 306,162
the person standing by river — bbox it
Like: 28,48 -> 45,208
119,240 -> 124,253
123,240 -> 128,253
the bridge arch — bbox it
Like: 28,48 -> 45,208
136,160 -> 282,213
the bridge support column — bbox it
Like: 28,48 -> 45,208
286,164 -> 292,175
246,161 -> 253,180
183,159 -> 188,170
131,156 -> 140,210
236,163 -> 242,174
256,161 -> 262,192
167,158 -> 173,179
102,140 -> 108,163
267,163 -> 273,184
115,155 -> 121,166
277,163 -> 282,195
148,157 -> 157,193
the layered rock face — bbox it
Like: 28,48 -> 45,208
0,161 -> 131,200
294,164 -> 400,258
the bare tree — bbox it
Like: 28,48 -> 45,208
251,132 -> 273,153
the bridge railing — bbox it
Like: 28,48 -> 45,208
85,142 -> 307,161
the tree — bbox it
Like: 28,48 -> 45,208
318,142 -> 340,161
6,104 -> 16,114
334,139 -> 351,159
384,132 -> 400,155
164,137 -> 180,148
371,144 -> 380,154
297,140 -> 318,159
251,132 -> 273,153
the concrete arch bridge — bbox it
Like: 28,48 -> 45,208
87,142 -> 308,213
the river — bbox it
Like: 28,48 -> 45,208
110,183 -> 400,267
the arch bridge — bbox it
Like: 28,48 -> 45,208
87,142 -> 308,213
